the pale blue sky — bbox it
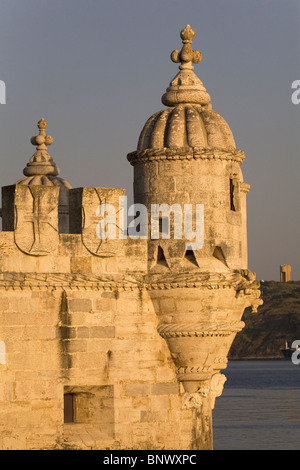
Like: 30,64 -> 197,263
0,0 -> 299,280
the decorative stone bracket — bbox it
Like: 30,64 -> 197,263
237,269 -> 263,313
182,373 -> 227,411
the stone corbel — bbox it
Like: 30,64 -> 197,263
210,373 -> 227,410
182,381 -> 210,409
236,269 -> 263,313
240,182 -> 250,194
181,373 -> 227,411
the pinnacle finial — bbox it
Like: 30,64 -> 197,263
22,118 -> 59,177
161,26 -> 210,107
171,25 -> 202,70
31,118 -> 54,150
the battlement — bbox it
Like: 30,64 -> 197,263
0,184 -> 147,275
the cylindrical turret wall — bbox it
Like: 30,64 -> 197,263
126,26 -> 262,447
129,144 -> 249,272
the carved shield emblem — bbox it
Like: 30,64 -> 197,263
14,185 -> 59,256
81,187 -> 125,257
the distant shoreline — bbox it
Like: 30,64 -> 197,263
228,356 -> 287,361
228,281 -> 300,360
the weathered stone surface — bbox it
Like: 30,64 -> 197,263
0,25 -> 261,451
14,185 -> 60,256
69,187 -> 125,258
151,382 -> 179,395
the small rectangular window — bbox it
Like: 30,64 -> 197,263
63,385 -> 114,437
64,393 -> 75,423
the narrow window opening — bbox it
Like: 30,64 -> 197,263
230,178 -> 236,211
64,393 -> 75,423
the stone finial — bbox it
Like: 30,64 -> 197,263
23,118 -> 59,177
171,25 -> 202,70
15,118 -> 72,233
162,25 -> 211,108
30,118 -> 54,149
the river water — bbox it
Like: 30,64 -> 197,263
212,360 -> 300,450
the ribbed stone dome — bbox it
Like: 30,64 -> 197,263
136,25 -> 236,152
137,105 -> 236,150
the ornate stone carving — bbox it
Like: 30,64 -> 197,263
81,187 -> 125,258
162,25 -> 210,107
210,373 -> 227,410
182,373 -> 226,411
14,118 -> 71,233
237,269 -> 264,312
14,185 -> 59,256
16,118 -> 71,190
182,382 -> 210,409
23,118 -> 57,178
170,24 -> 202,68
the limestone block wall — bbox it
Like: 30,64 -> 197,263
0,274 -> 200,450
0,186 -> 203,450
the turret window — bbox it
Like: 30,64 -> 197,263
230,178 -> 236,211
229,177 -> 240,212
64,393 -> 75,423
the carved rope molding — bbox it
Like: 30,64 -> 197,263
177,366 -> 214,375
0,273 -> 141,291
0,270 -> 261,295
176,357 -> 228,376
157,320 -> 245,339
127,147 -> 245,166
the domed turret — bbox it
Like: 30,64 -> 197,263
137,24 -> 235,152
128,25 -> 247,271
127,26 -> 262,407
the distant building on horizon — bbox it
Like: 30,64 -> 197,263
280,265 -> 291,282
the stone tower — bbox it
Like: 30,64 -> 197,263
127,25 -> 262,447
280,264 -> 291,282
0,26 -> 261,451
